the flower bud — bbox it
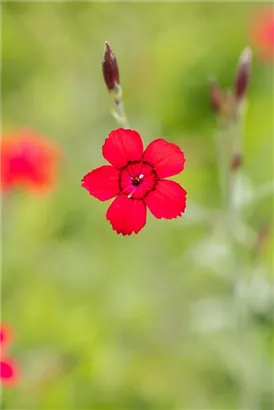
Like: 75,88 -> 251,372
234,47 -> 252,101
231,153 -> 242,171
102,41 -> 120,92
209,79 -> 223,114
252,223 -> 269,256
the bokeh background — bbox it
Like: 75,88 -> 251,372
2,2 -> 273,409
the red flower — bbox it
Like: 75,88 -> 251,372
0,360 -> 18,386
250,7 -> 274,62
81,128 -> 187,235
0,324 -> 12,348
1,129 -> 60,193
0,324 -> 18,386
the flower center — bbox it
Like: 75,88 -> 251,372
119,161 -> 157,200
131,173 -> 144,186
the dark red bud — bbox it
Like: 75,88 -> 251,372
102,41 -> 120,92
234,47 -> 252,101
209,79 -> 224,113
231,153 -> 242,171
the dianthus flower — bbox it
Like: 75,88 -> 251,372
251,7 -> 274,62
0,324 -> 18,386
1,129 -> 60,193
0,324 -> 12,349
0,358 -> 17,386
82,128 -> 187,235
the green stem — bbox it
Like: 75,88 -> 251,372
215,121 -> 233,218
217,113 -> 243,223
228,114 -> 244,217
215,109 -> 245,298
111,84 -> 130,129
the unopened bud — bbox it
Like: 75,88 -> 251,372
231,153 -> 242,171
252,223 -> 269,257
234,47 -> 252,101
102,41 -> 120,92
209,79 -> 223,114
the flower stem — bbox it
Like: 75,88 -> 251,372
215,123 -> 232,214
217,110 -> 244,224
111,84 -> 130,129
214,105 -> 246,295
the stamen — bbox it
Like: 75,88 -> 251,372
127,188 -> 137,199
139,174 -> 144,179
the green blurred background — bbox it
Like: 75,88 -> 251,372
2,2 -> 273,409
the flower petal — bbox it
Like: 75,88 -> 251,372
143,139 -> 185,178
0,359 -> 18,385
103,128 -> 143,169
146,180 -> 187,219
81,165 -> 120,201
106,195 -> 146,235
1,130 -> 60,193
0,324 -> 12,349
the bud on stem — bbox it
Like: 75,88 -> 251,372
231,153 -> 242,171
252,223 -> 269,257
209,79 -> 224,114
102,41 -> 120,92
234,47 -> 252,101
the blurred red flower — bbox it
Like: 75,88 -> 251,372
82,128 -> 187,235
0,324 -> 18,386
251,7 -> 274,61
0,324 -> 13,348
1,129 -> 60,193
0,360 -> 18,386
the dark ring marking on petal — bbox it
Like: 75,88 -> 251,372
143,185 -> 157,199
119,160 -> 156,173
118,160 -> 158,199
